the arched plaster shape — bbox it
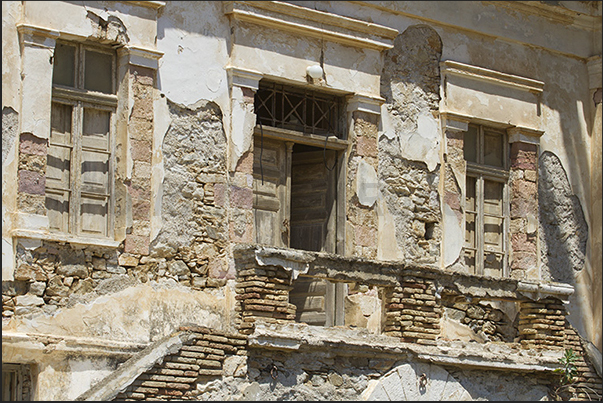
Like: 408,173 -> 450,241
362,361 -> 471,401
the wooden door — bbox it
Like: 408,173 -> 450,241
253,137 -> 288,247
289,148 -> 337,253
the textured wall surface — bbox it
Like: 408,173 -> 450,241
538,151 -> 588,283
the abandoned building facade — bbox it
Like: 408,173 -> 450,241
2,0 -> 602,401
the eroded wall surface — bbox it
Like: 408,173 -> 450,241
2,0 -> 601,400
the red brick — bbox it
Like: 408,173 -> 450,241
125,234 -> 150,255
231,186 -> 253,209
20,133 -> 47,155
132,199 -> 151,220
18,170 -> 45,195
131,139 -> 152,163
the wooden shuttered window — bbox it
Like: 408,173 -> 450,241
46,42 -> 116,238
463,124 -> 509,277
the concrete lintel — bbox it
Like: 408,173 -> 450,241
17,24 -> 59,52
440,112 -> 470,133
248,336 -> 302,351
11,228 -> 122,249
508,126 -> 545,144
417,353 -> 560,373
118,46 -> 164,70
2,332 -> 146,358
123,1 -> 166,9
347,93 -> 384,115
226,66 -> 263,91
16,24 -> 60,39
517,280 -> 575,302
250,320 -> 564,372
255,246 -> 313,280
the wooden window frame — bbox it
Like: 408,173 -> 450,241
47,41 -> 117,239
464,124 -> 510,277
2,363 -> 32,401
255,81 -> 346,139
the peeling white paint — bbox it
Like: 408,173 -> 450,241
150,95 -> 171,242
357,159 -> 379,207
255,247 -> 312,280
400,112 -> 441,172
230,86 -> 256,171
379,104 -> 396,140
68,359 -> 115,400
377,198 -> 403,260
443,203 -> 463,267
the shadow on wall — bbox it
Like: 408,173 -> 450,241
538,150 -> 588,284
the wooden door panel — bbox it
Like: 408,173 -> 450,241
253,137 -> 287,247
290,149 -> 336,252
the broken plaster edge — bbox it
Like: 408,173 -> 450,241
254,246 -> 314,280
516,280 -> 575,302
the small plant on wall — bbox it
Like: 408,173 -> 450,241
549,348 -> 578,401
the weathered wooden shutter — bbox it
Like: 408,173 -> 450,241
79,107 -> 111,237
46,102 -> 73,233
289,149 -> 336,253
253,137 -> 287,247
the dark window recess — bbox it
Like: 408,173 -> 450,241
255,81 -> 345,138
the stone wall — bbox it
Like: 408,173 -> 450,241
17,133 -> 47,216
2,239 -> 228,320
124,65 -> 155,256
234,255 -> 296,335
382,278 -> 440,345
538,151 -> 588,283
151,99 -> 229,287
378,25 -> 442,264
347,111 -> 380,258
509,140 -> 540,280
563,326 -> 603,400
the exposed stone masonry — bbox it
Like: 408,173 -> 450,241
440,296 -> 517,342
2,240 -> 227,319
347,111 -> 380,258
518,298 -> 567,347
151,98 -> 229,284
509,141 -> 539,280
379,25 -> 443,264
563,326 -> 603,400
125,65 -> 155,256
17,132 -> 47,215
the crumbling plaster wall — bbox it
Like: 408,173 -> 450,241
2,1 -> 23,281
333,0 -> 600,350
378,25 -> 442,264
